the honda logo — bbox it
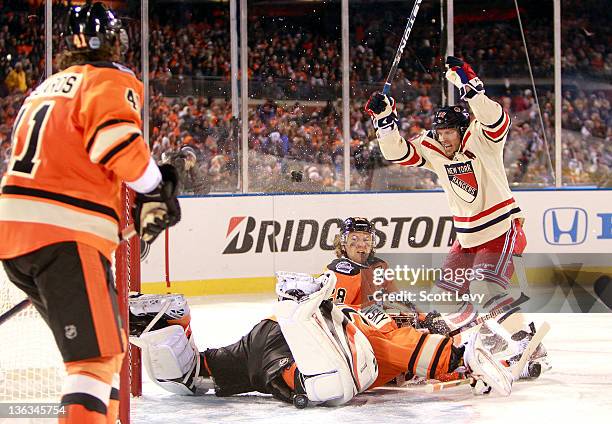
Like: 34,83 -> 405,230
543,208 -> 588,245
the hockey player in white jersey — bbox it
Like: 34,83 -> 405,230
365,56 -> 547,372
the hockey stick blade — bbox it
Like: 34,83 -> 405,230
448,292 -> 530,337
511,321 -> 550,380
594,275 -> 612,310
0,298 -> 31,326
382,0 -> 423,94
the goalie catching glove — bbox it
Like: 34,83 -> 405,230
445,56 -> 484,100
132,164 -> 181,243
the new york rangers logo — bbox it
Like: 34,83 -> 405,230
445,161 -> 478,203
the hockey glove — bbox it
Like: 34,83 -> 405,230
365,92 -> 399,134
132,164 -> 181,243
445,56 -> 484,100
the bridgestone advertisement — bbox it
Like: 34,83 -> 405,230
141,190 -> 612,296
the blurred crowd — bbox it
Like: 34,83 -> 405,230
1,0 -> 610,193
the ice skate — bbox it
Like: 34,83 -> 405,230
129,293 -> 191,336
507,322 -> 551,377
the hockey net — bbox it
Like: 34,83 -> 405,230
0,281 -> 65,401
0,186 -> 142,423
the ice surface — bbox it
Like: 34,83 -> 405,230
132,294 -> 612,424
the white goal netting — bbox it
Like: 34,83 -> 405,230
0,271 -> 65,401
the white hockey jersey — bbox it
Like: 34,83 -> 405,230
377,93 -> 524,248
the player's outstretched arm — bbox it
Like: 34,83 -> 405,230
365,93 -> 426,166
445,56 -> 510,143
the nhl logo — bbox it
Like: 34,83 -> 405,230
64,325 -> 78,340
336,261 -> 354,273
444,161 -> 478,203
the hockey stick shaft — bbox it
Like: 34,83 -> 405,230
447,292 -> 530,337
382,0 -> 423,94
0,298 -> 31,326
511,321 -> 550,380
512,254 -> 528,291
425,377 -> 474,393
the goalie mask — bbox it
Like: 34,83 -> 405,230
64,2 -> 128,55
432,106 -> 470,140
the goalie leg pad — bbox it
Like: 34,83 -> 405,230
275,294 -> 378,406
131,325 -> 200,395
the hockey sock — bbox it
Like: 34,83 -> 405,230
281,362 -> 298,391
199,352 -> 212,378
106,374 -> 120,424
60,353 -> 124,424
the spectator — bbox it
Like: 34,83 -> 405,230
4,62 -> 27,93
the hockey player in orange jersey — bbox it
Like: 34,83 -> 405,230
327,217 -> 398,308
326,217 -> 451,338
0,3 -> 181,423
128,272 -> 515,408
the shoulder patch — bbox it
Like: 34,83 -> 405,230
335,261 -> 354,274
328,259 -> 361,275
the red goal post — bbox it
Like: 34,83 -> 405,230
116,185 -> 143,423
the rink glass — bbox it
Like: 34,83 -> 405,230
0,0 -> 609,192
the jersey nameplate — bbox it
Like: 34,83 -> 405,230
30,73 -> 83,99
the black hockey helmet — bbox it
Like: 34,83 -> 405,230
432,105 -> 470,139
341,217 -> 376,244
64,2 -> 128,55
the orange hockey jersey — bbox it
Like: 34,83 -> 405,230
340,305 -> 453,389
327,256 -> 398,307
0,62 -> 150,260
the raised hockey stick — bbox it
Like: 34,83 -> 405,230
511,321 -> 550,380
382,0 -> 423,94
0,298 -> 31,326
447,292 -> 530,337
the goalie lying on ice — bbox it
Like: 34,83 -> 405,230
129,272 -> 514,407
